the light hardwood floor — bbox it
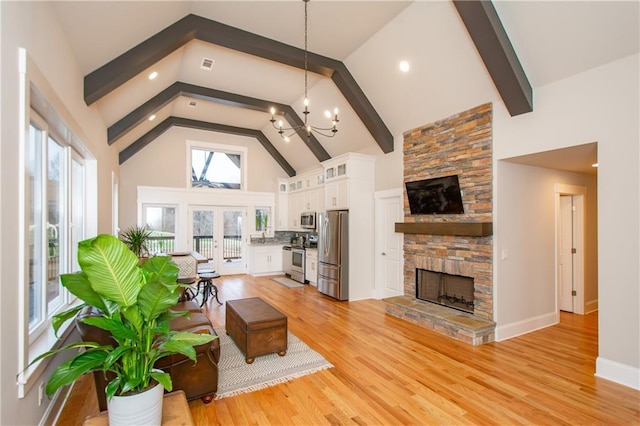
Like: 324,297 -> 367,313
57,274 -> 639,425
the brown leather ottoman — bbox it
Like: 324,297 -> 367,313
225,297 -> 288,364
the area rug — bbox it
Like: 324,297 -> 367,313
215,329 -> 332,399
271,277 -> 304,288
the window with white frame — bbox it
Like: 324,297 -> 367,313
143,204 -> 177,254
189,142 -> 246,190
26,112 -> 86,341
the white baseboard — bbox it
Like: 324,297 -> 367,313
584,299 -> 598,314
595,357 -> 640,390
495,311 -> 558,341
39,383 -> 73,426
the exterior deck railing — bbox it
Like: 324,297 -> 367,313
147,235 -> 242,260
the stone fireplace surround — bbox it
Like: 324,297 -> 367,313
384,103 -> 496,345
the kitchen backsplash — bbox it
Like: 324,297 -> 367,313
250,230 -> 317,245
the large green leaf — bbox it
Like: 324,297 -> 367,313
137,280 -> 181,322
120,376 -> 144,395
122,305 -> 144,333
150,371 -> 172,392
77,235 -> 143,308
159,332 -> 216,361
140,255 -> 179,285
45,350 -> 108,396
102,345 -> 132,372
60,272 -> 109,313
51,304 -> 86,336
81,316 -> 138,342
105,376 -> 122,401
30,341 -> 103,365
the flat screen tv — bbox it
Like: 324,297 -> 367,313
405,175 -> 464,215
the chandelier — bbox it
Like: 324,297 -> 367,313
269,0 -> 339,142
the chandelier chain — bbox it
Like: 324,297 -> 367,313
304,0 -> 308,121
268,0 -> 339,142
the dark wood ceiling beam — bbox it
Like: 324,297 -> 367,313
107,81 -> 181,144
119,116 -> 296,177
84,16 -> 197,105
331,63 -> 394,153
108,82 -> 330,162
85,13 -> 393,154
453,0 -> 533,116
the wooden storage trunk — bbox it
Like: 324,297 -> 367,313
225,297 -> 288,363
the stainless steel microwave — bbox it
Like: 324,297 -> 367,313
300,211 -> 316,230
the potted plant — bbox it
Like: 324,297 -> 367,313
33,234 -> 215,425
119,225 -> 152,257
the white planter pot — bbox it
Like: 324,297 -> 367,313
107,382 -> 164,426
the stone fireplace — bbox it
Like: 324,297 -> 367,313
384,103 -> 496,345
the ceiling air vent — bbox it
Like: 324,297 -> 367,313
188,100 -> 198,108
200,58 -> 214,71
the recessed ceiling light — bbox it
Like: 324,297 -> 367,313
592,163 -> 598,168
201,58 -> 214,71
148,71 -> 158,80
148,114 -> 156,121
399,60 -> 410,72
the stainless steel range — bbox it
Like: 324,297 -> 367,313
290,246 -> 305,283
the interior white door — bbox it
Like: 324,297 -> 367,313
375,192 -> 403,299
189,206 -> 247,275
558,195 -> 574,312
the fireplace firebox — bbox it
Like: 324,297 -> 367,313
416,269 -> 474,314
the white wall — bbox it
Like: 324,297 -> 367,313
494,54 -> 640,388
119,126 -> 288,229
495,162 -> 597,337
1,2 -> 116,424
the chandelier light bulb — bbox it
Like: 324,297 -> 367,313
270,107 -> 276,115
278,120 -> 284,127
324,110 -> 331,119
334,107 -> 339,115
284,136 -> 290,143
304,98 -> 309,107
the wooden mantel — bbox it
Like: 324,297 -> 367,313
395,222 -> 493,237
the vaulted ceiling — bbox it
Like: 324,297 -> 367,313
51,1 -> 639,176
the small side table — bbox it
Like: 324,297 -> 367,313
82,390 -> 194,426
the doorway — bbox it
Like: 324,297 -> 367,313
189,206 -> 246,275
374,189 -> 403,299
555,185 -> 586,314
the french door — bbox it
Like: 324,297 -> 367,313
188,206 -> 246,275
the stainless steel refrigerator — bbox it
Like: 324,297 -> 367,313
318,210 -> 349,300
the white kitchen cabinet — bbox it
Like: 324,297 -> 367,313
288,191 -> 303,230
248,245 -> 284,276
276,179 -> 288,231
324,179 -> 349,210
302,188 -> 321,212
305,248 -> 318,285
